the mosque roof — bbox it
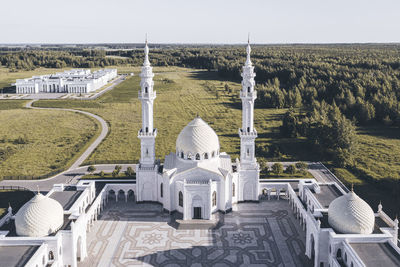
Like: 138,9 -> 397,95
328,190 -> 375,234
176,117 -> 220,157
14,193 -> 64,237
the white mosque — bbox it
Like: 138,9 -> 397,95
0,40 -> 399,267
135,39 -> 259,220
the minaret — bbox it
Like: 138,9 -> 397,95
239,36 -> 257,167
138,38 -> 157,166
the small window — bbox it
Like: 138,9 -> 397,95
179,191 -> 183,207
204,153 -> 208,159
247,86 -> 250,92
232,183 -> 235,197
49,251 -> 54,260
212,191 -> 217,206
146,149 -> 149,156
247,127 -> 250,132
145,87 -> 148,93
160,183 -> 163,198
180,152 -> 184,158
247,148 -> 250,156
145,127 -> 148,133
196,153 -> 200,160
212,151 -> 215,158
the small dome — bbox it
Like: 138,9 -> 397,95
176,117 -> 220,159
328,191 -> 375,234
15,193 -> 64,237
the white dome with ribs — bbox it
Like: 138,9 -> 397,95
176,117 -> 220,160
328,191 -> 375,234
15,193 -> 64,237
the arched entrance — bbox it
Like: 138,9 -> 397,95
117,190 -> 125,202
108,190 -> 116,202
127,190 -> 135,202
192,195 -> 203,219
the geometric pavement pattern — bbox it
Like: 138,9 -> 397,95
79,200 -> 312,267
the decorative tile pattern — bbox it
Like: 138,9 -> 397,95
80,201 -> 311,266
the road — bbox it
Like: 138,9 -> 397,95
268,161 -> 349,192
0,164 -> 136,191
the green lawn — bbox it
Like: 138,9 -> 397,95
0,108 -> 99,178
35,68 -> 311,164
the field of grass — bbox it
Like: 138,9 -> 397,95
35,68 -> 310,165
0,189 -> 35,218
0,108 -> 99,178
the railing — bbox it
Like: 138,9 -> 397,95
138,91 -> 156,99
318,162 -> 349,193
0,185 -> 30,191
2,169 -> 65,180
240,90 -> 257,99
239,128 -> 257,136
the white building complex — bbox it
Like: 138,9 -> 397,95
15,69 -> 117,94
0,41 -> 399,267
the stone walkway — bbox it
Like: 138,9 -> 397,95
80,200 -> 311,266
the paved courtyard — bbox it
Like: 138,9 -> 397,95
80,200 -> 310,267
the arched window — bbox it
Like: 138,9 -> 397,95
232,183 -> 235,197
180,152 -> 184,158
145,87 -> 148,93
145,127 -> 148,133
248,86 -> 250,93
212,151 -> 215,158
146,149 -> 149,156
247,148 -> 250,156
212,191 -> 217,207
195,153 -> 200,160
160,183 -> 163,198
188,153 -> 192,160
49,251 -> 54,260
204,153 -> 208,159
179,191 -> 183,207
247,127 -> 250,132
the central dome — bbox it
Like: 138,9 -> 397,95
176,117 -> 220,160
328,190 -> 375,234
15,193 -> 64,237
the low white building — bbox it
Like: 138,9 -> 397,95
15,69 -> 117,94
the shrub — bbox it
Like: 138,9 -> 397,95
271,163 -> 283,174
125,166 -> 134,177
285,164 -> 296,175
295,162 -> 308,171
87,165 -> 96,174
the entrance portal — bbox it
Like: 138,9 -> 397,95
193,207 -> 202,219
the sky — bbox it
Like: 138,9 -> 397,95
1,0 -> 399,44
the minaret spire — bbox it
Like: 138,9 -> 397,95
144,34 -> 150,66
138,37 -> 157,166
239,36 -> 257,166
246,33 -> 252,66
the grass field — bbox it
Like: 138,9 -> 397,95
0,108 -> 99,178
35,68 -> 311,165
